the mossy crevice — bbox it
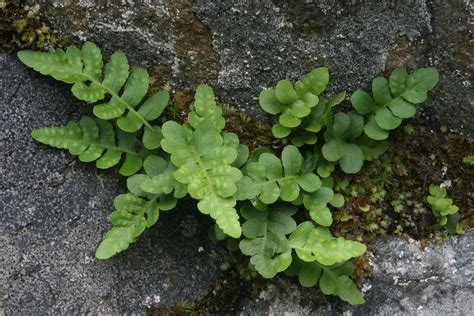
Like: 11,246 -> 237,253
146,116 -> 472,314
332,122 -> 473,243
0,1 -> 67,52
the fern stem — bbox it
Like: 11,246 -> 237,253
99,143 -> 140,156
190,147 -> 216,197
83,75 -> 154,130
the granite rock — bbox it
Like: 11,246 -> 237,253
239,234 -> 474,315
0,54 -> 223,314
2,0 -> 473,314
25,0 -> 474,132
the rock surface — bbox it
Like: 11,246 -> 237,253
2,0 -> 473,314
25,0 -> 474,132
1,53 -> 473,315
0,54 -> 223,314
239,234 -> 474,315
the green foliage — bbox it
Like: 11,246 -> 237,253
288,221 -> 366,265
285,258 -> 365,304
239,202 -> 297,278
18,42 -> 168,146
322,112 -> 365,173
21,41 -> 440,306
95,155 -> 187,259
243,145 -> 321,204
427,184 -> 463,234
32,116 -> 144,176
260,68 -> 329,138
351,68 -> 439,140
462,155 -> 474,166
161,85 -> 243,238
261,68 -> 438,176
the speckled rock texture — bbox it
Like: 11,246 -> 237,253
2,0 -> 473,314
0,54 -> 223,314
25,0 -> 474,132
240,234 -> 474,315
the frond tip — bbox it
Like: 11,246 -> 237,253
32,116 -> 143,176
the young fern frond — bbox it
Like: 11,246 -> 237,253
244,145 -> 321,204
18,42 -> 168,148
32,116 -> 143,176
351,68 -> 439,140
260,68 -> 329,138
427,184 -> 463,234
239,202 -> 297,278
189,84 -> 226,131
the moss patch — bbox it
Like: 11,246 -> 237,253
0,1 -> 67,52
223,107 -> 274,152
332,122 -> 473,243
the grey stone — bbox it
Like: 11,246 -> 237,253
239,234 -> 474,315
2,0 -> 473,314
0,54 -> 223,315
350,234 -> 474,316
25,0 -> 220,90
26,0 -> 473,132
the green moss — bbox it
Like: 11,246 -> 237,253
463,155 -> 474,166
223,107 -> 274,151
332,123 -> 473,242
0,2 -> 67,52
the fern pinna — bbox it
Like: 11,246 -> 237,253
18,41 -> 440,305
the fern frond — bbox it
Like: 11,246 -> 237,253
239,202 -> 297,278
260,68 -> 329,138
32,116 -> 143,176
426,184 -> 463,233
244,145 -> 321,204
320,111 -> 365,174
188,84 -> 226,131
288,221 -> 366,265
96,155 -> 187,259
95,193 -> 156,259
351,68 -> 439,140
18,42 -> 168,148
286,257 -> 365,304
161,120 -> 242,238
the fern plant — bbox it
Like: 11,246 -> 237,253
427,184 -> 463,234
19,41 -> 441,305
259,68 -> 329,138
18,42 -> 167,150
351,68 -> 439,140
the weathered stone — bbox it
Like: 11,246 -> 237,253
25,0 -> 219,89
25,0 -> 473,131
2,0 -> 473,314
239,234 -> 474,315
0,54 -> 223,314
